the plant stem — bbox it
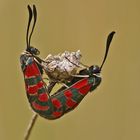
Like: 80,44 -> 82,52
24,113 -> 38,140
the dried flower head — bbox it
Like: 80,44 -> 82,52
42,50 -> 82,82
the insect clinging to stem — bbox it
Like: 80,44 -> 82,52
20,5 -> 115,120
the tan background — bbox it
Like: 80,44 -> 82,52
0,0 -> 140,140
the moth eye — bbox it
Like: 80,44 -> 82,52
29,47 -> 40,55
34,48 -> 40,55
92,65 -> 100,73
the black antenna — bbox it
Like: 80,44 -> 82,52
26,5 -> 37,51
100,31 -> 116,71
28,5 -> 37,47
26,5 -> 33,49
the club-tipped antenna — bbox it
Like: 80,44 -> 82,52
26,5 -> 32,49
26,5 -> 37,50
99,31 -> 115,71
28,5 -> 37,47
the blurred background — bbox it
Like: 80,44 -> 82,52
0,0 -> 140,140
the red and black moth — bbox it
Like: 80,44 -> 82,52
20,5 -> 115,120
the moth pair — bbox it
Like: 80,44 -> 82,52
20,5 -> 115,120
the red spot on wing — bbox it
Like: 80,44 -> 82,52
37,81 -> 44,88
52,111 -> 62,118
66,99 -> 77,108
26,81 -> 44,95
51,98 -> 62,109
64,90 -> 73,98
72,78 -> 88,89
78,85 -> 91,95
27,85 -> 38,94
38,94 -> 48,102
32,102 -> 49,111
64,90 -> 77,108
25,63 -> 40,77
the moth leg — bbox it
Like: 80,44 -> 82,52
61,83 -> 69,88
47,81 -> 56,93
